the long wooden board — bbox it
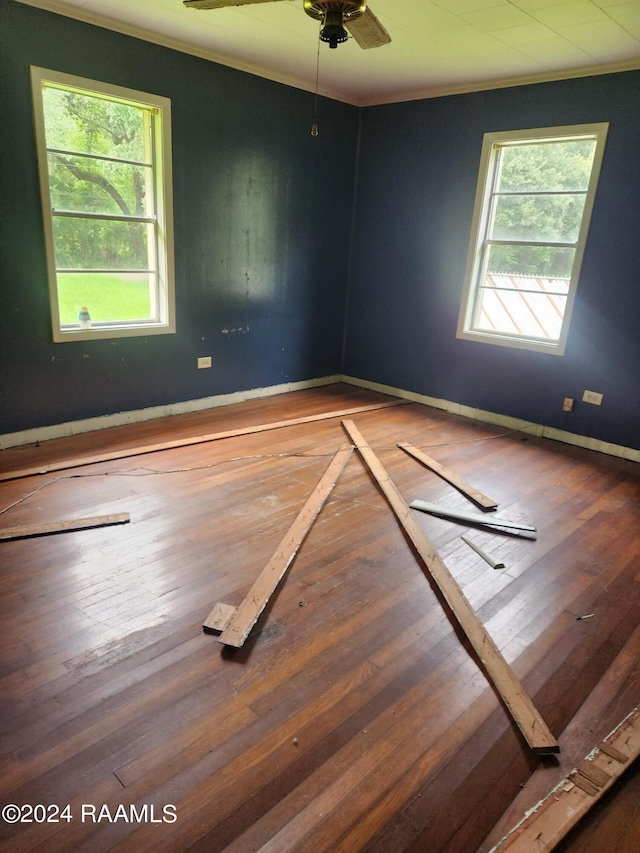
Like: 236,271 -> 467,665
206,446 -> 353,648
0,512 -> 130,540
490,706 -> 640,851
0,399 -> 405,483
342,419 -> 558,755
398,442 -> 498,510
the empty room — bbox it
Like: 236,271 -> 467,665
1,0 -> 639,850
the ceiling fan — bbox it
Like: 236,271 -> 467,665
182,0 -> 391,50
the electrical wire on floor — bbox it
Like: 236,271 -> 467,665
0,419 -> 543,518
0,451 -> 336,517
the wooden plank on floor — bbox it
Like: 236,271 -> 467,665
0,513 -> 130,540
214,446 -> 353,648
489,707 -> 640,852
399,443 -> 498,510
342,419 -> 558,755
0,400 -> 405,482
203,602 -> 237,633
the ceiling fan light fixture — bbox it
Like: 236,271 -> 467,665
320,10 -> 348,48
304,2 -> 367,48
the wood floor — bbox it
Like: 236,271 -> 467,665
0,383 -> 639,852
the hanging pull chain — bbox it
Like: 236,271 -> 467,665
311,27 -> 321,136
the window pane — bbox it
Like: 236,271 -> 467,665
499,138 -> 597,193
52,217 -> 153,270
475,287 -> 567,341
482,271 -> 569,295
486,243 -> 575,279
42,87 -> 147,163
48,153 -> 152,217
458,123 -> 607,352
490,193 -> 587,243
57,271 -> 153,324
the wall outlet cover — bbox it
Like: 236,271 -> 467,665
582,390 -> 603,405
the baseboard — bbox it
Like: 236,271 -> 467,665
0,375 -> 342,449
2,373 -> 637,463
341,375 -> 640,463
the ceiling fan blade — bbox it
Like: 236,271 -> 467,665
184,0 -> 282,10
345,6 -> 391,49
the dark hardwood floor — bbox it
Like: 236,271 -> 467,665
0,383 -> 638,852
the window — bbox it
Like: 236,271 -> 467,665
457,123 -> 608,355
31,67 -> 175,342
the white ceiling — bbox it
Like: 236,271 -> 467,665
19,0 -> 640,105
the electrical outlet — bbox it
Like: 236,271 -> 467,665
562,397 -> 574,412
197,356 -> 212,369
582,390 -> 603,406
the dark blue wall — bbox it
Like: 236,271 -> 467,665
2,0 -> 639,452
345,74 -> 640,451
0,0 -> 358,433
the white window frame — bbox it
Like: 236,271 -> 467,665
457,123 -> 608,356
31,66 -> 176,343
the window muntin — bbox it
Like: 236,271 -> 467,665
457,124 -> 608,355
31,67 -> 175,342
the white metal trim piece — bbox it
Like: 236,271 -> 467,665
410,500 -> 536,533
461,535 -> 505,569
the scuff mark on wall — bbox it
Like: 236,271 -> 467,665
221,324 -> 250,336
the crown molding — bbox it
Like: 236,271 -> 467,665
14,0 -> 352,104
17,0 -> 640,107
353,58 -> 640,107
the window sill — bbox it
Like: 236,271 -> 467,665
456,328 -> 566,356
54,322 -> 176,343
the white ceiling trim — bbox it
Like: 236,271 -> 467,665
15,0 -> 640,106
377,56 -> 640,106
16,0 -> 350,100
